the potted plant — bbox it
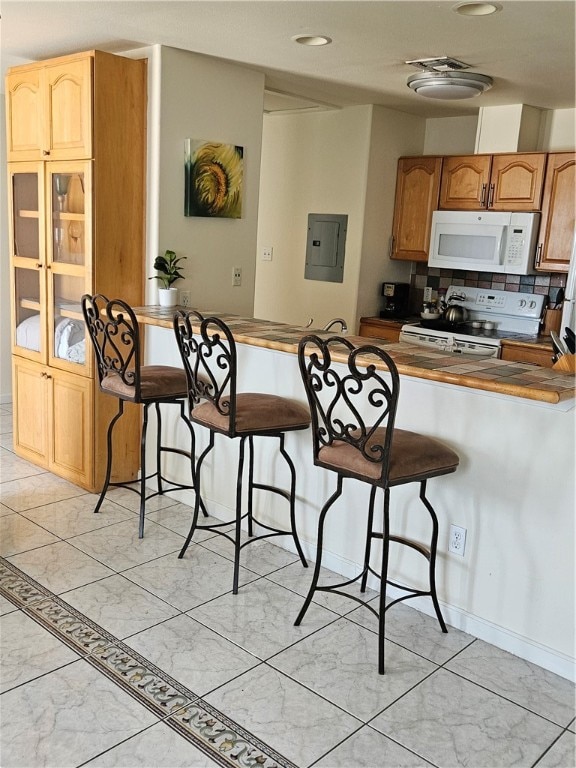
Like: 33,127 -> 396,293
149,249 -> 186,307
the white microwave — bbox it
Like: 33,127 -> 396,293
429,210 -> 541,275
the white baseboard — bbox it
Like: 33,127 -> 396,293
164,488 -> 575,683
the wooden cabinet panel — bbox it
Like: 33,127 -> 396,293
6,55 -> 92,162
13,358 -> 94,486
500,341 -> 554,368
490,154 -> 545,210
535,152 -> 575,273
50,369 -> 93,486
12,358 -> 49,466
358,318 -> 402,342
439,155 -> 491,210
45,58 -> 92,160
439,153 -> 545,211
391,157 -> 442,261
5,70 -> 44,161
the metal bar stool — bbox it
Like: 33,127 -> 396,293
173,310 -> 311,593
296,334 -> 460,674
82,294 -> 206,538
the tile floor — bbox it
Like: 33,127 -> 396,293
0,401 -> 574,768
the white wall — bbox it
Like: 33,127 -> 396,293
151,46 -> 265,316
254,105 -> 430,332
356,106 -> 425,324
540,108 -> 576,151
254,106 -> 373,330
424,115 -> 478,155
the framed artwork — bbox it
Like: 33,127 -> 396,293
184,138 -> 243,218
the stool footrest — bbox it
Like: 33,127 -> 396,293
251,481 -> 291,503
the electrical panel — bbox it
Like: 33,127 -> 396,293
304,213 -> 348,283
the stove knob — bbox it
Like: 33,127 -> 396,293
529,300 -> 537,309
518,299 -> 527,308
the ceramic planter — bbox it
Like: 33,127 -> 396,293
158,287 -> 178,307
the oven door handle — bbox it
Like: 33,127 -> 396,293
453,339 -> 500,356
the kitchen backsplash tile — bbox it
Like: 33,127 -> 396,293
412,264 -> 566,309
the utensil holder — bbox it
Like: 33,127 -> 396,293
542,308 -> 562,336
552,354 -> 576,373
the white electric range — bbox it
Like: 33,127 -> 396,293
399,285 -> 546,357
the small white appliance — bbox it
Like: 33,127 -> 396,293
429,210 -> 540,275
399,285 -> 546,357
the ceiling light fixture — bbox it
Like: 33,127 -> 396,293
453,2 -> 501,15
292,34 -> 332,46
407,70 -> 493,99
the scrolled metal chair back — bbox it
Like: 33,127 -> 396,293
173,310 -> 237,428
81,294 -> 141,398
298,334 -> 400,485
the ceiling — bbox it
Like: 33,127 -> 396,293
1,1 -> 575,119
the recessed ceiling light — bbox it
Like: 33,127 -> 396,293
292,34 -> 332,47
453,2 -> 501,15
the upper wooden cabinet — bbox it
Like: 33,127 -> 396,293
391,156 -> 442,262
535,152 -> 575,273
6,54 -> 92,161
439,153 -> 546,211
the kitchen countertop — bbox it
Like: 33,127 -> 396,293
134,306 -> 575,405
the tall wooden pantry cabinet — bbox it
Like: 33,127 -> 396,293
6,50 -> 147,491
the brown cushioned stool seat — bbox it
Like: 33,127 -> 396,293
296,334 -> 460,674
319,429 -> 459,484
174,311 -> 311,594
82,294 -> 205,539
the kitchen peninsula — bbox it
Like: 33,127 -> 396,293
137,306 -> 575,682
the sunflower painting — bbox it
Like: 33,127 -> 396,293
184,139 -> 243,218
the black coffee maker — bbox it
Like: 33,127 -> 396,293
379,282 -> 411,319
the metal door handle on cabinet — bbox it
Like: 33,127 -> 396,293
480,183 -> 487,206
535,243 -> 543,267
487,183 -> 495,208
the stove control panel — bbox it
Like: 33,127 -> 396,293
445,286 -> 545,319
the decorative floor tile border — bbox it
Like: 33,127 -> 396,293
0,557 -> 297,768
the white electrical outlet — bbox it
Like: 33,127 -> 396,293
180,290 -> 191,307
449,524 -> 467,556
262,246 -> 273,261
232,266 -> 242,287
423,286 -> 433,302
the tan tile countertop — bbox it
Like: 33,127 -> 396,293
134,306 -> 575,406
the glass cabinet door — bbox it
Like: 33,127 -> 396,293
9,164 -> 46,360
46,162 -> 92,374
48,165 -> 89,268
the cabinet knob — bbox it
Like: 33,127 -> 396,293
42,150 -> 50,156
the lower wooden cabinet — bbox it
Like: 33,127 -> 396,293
500,340 -> 554,368
13,356 -> 93,486
12,355 -> 141,491
358,317 -> 403,343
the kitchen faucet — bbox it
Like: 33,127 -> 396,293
322,318 -> 348,333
